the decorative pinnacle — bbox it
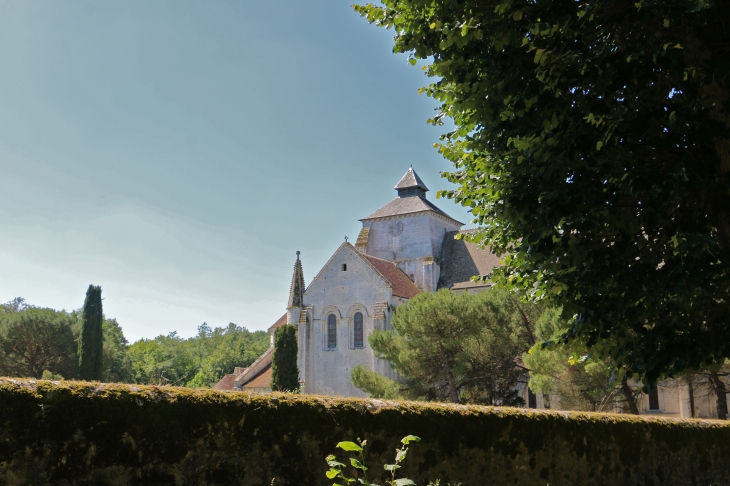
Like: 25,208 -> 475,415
288,252 -> 305,308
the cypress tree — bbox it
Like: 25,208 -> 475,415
270,324 -> 299,392
78,285 -> 103,381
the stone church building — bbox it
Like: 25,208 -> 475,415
215,167 -> 500,397
214,167 -> 727,419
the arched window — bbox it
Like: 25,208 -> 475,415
327,314 -> 337,349
354,312 -> 364,348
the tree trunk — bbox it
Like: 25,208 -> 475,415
686,375 -> 696,418
542,394 -> 551,409
511,300 -> 536,346
437,343 -> 460,404
709,371 -> 728,420
621,376 -> 639,414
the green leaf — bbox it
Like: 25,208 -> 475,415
400,435 -> 421,445
512,11 -> 523,21
350,458 -> 367,471
395,449 -> 407,463
327,469 -> 340,479
337,441 -> 363,452
384,464 -> 401,471
596,141 -> 603,151
393,480 -> 416,486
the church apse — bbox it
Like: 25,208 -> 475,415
217,167 -> 500,398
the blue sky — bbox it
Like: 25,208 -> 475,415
0,1 -> 472,342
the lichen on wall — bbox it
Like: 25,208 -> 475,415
1,378 -> 729,485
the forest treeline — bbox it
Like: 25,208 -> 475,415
0,297 -> 269,387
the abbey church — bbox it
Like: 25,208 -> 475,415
214,167 -> 725,419
215,167 -> 500,397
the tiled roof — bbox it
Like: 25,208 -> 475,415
362,254 -> 422,299
242,364 -> 272,390
360,196 -> 462,224
212,374 -> 237,391
394,167 -> 428,191
438,230 -> 502,290
233,346 -> 273,388
267,313 -> 287,333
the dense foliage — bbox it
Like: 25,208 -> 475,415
524,307 -> 640,413
271,324 -> 300,392
127,323 -> 269,388
354,0 -> 730,385
0,297 -> 268,388
352,289 -> 539,405
0,307 -> 78,379
78,285 -> 104,381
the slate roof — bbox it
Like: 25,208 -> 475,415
360,196 -> 462,224
438,230 -> 502,290
267,313 -> 287,333
394,167 -> 428,191
362,253 -> 422,299
212,374 -> 237,391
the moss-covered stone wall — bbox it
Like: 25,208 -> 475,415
1,379 -> 729,485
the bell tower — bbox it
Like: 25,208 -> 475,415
355,167 -> 463,291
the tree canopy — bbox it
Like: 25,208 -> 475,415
127,322 -> 269,387
271,324 -> 300,392
524,307 -> 641,413
354,0 -> 730,383
352,288 -> 538,405
0,307 -> 78,379
78,285 -> 104,381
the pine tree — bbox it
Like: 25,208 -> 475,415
78,285 -> 103,381
270,324 -> 299,392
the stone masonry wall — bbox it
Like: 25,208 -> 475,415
302,244 -> 393,397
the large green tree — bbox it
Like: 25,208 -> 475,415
524,307 -> 641,413
354,1 -> 730,397
353,289 -> 537,405
271,324 -> 299,392
0,307 -> 78,379
78,285 -> 103,381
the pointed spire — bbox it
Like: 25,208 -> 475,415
287,251 -> 305,308
394,167 -> 429,198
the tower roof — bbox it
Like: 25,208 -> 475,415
394,166 -> 429,192
360,167 -> 463,224
360,195 -> 462,224
287,251 -> 305,308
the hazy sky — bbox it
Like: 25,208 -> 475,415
0,1 -> 473,342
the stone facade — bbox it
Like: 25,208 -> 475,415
296,244 -> 400,397
217,168 -> 728,418
221,168 -> 503,397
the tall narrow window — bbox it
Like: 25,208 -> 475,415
528,389 -> 537,409
354,312 -> 363,348
648,386 -> 660,410
327,314 -> 337,349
